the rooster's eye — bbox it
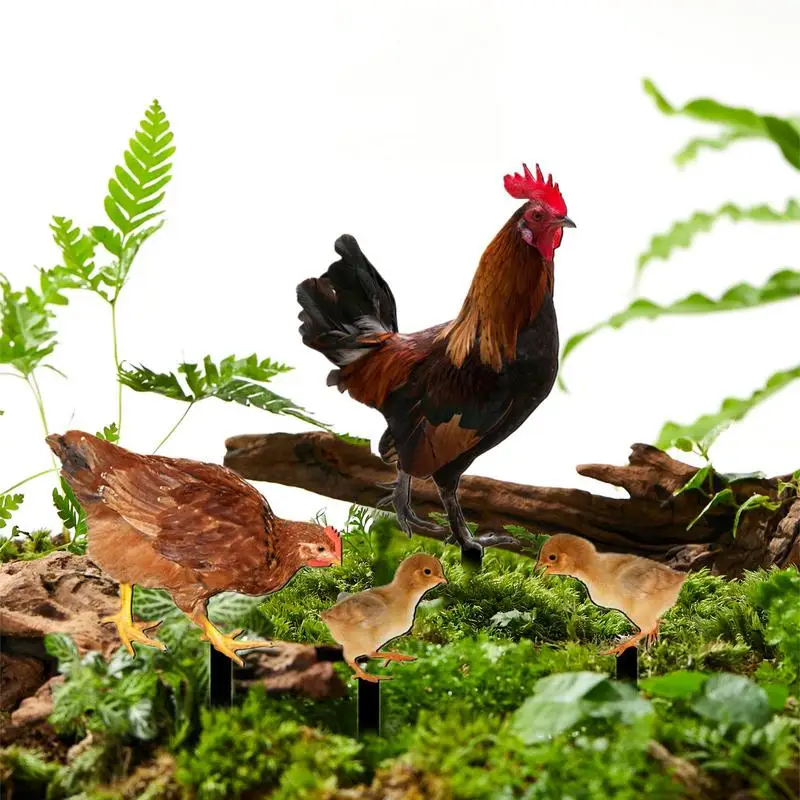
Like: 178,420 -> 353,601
531,210 -> 544,221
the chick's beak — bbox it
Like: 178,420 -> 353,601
558,216 -> 576,229
436,576 -> 448,585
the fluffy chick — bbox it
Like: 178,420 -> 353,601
537,534 -> 686,655
321,553 -> 447,682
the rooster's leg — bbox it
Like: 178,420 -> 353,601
102,583 -> 166,657
190,608 -> 275,667
377,471 -> 447,536
436,481 -> 518,556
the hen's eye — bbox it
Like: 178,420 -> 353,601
423,568 -> 432,575
548,554 -> 556,561
317,545 -> 325,552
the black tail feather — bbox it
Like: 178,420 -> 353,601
297,235 -> 397,367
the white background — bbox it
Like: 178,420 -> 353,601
1,0 -> 798,535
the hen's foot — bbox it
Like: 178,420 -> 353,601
198,625 -> 274,668
102,614 -> 166,657
367,650 -> 417,667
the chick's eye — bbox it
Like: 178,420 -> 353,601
548,554 -> 556,561
423,568 -> 432,575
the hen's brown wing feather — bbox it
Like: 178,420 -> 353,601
99,454 -> 275,576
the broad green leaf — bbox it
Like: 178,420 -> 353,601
691,673 -> 772,727
0,277 -> 58,375
208,592 -> 266,628
512,696 -> 584,743
643,79 -> 800,170
103,100 -> 174,237
119,355 -> 329,429
640,671 -> 710,699
561,271 -> 800,382
658,365 -> 800,450
133,587 -> 181,621
687,488 -> 735,530
0,492 -> 24,529
335,431 -> 371,448
732,493 -> 781,537
44,633 -> 80,674
674,463 -> 713,496
763,684 -> 790,712
636,200 -> 800,279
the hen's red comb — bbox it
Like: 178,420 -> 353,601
324,525 -> 342,563
503,163 -> 567,216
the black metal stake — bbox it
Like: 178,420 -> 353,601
208,646 -> 233,706
615,645 -> 639,684
461,546 -> 483,570
356,657 -> 381,736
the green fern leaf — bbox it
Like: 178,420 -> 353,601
95,422 -> 120,443
657,364 -> 800,451
643,79 -> 800,170
560,270 -> 800,385
119,354 -> 329,429
52,477 -> 88,549
0,492 -> 24,529
104,100 -> 174,237
0,277 -> 57,376
673,129 -> 758,168
636,199 -> 800,279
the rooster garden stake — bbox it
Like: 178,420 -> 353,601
298,163 -> 574,562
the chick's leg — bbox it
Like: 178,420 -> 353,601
376,471 -> 447,536
189,607 -> 274,668
102,583 -> 166,657
603,630 -> 647,657
347,657 -> 393,683
366,651 -> 417,667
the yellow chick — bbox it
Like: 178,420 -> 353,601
321,553 -> 447,682
537,534 -> 686,655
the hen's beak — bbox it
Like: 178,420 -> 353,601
557,216 -> 576,229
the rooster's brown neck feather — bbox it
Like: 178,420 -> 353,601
440,211 -> 553,371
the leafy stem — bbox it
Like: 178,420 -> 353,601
27,372 -> 56,471
110,300 -> 123,434
2,468 -> 57,496
153,402 -> 195,454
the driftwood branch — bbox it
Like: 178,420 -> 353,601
224,432 -> 800,578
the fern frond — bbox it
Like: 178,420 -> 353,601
104,100 -> 174,237
657,364 -> 800,450
636,199 -> 800,279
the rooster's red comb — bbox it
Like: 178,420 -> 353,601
324,525 -> 342,563
503,163 -> 567,216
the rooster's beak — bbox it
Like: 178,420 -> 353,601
558,216 -> 576,229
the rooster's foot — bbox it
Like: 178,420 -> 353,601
102,614 -> 167,657
198,626 -> 275,667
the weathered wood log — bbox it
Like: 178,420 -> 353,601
224,432 -> 799,578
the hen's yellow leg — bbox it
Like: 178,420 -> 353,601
190,610 -> 274,667
102,583 -> 166,657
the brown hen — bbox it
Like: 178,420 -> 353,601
46,431 -> 341,665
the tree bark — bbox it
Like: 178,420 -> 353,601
224,432 -> 799,578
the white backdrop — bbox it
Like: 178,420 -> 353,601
1,0 -> 798,535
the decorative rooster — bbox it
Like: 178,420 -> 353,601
297,164 -> 574,557
46,431 -> 342,665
